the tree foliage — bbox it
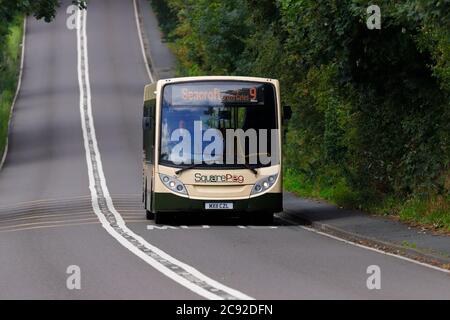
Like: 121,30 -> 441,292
154,0 -> 450,207
0,0 -> 87,82
0,0 -> 86,23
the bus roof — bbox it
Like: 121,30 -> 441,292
158,75 -> 278,85
144,76 -> 279,103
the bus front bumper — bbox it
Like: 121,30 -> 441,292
152,192 -> 282,213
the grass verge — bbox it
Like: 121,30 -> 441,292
284,168 -> 450,233
0,16 -> 24,161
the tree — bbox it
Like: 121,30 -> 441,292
0,0 -> 86,22
0,0 -> 87,72
153,0 -> 450,218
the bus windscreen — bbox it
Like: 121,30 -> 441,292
160,81 -> 278,168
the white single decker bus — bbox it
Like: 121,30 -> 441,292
142,76 -> 291,224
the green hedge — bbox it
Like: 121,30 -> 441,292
150,0 -> 450,230
0,16 -> 24,159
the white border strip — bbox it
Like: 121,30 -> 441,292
276,214 -> 450,274
0,18 -> 27,171
133,0 -> 154,83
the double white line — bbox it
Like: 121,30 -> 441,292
76,8 -> 252,300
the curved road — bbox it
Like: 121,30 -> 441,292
0,0 -> 449,299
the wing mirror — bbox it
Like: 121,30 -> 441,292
283,106 -> 292,121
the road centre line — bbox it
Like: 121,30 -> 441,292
77,7 -> 252,300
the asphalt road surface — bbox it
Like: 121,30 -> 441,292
0,0 -> 449,300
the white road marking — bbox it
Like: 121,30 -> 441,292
77,8 -> 252,300
238,226 -> 278,229
0,19 -> 27,171
180,225 -> 211,229
133,0 -> 154,83
147,225 -> 179,230
276,214 -> 450,274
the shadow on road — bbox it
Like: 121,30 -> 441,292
283,193 -> 364,222
149,212 -> 307,227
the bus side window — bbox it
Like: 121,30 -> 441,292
143,98 -> 156,163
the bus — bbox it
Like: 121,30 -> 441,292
142,76 -> 291,224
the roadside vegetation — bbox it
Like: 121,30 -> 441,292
0,16 -> 24,159
150,0 -> 450,231
0,1 -> 86,160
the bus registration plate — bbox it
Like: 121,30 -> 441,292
205,202 -> 234,210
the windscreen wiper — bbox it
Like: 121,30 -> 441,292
241,163 -> 258,175
175,164 -> 204,175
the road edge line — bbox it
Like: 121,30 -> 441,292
0,18 -> 27,172
277,213 -> 450,274
133,0 -> 156,82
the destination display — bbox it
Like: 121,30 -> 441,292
168,82 -> 265,107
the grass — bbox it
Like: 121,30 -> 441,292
284,167 -> 362,208
0,16 -> 24,159
398,195 -> 450,231
284,168 -> 450,233
401,241 -> 417,249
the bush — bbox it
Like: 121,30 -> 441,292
0,16 -> 24,158
150,0 -> 450,229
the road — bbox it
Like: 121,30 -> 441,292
0,0 -> 449,300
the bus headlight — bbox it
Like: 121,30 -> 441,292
159,174 -> 188,195
251,174 -> 278,195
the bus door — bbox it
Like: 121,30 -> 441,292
143,86 -> 157,209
